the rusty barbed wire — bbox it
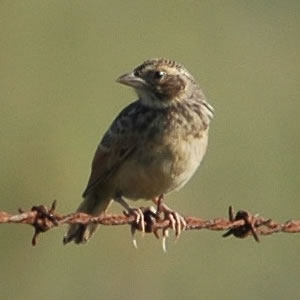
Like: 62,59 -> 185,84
0,200 -> 299,246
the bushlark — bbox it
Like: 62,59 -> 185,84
63,58 -> 214,244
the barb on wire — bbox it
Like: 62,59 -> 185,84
0,201 -> 299,246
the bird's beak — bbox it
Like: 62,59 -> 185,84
116,72 -> 146,89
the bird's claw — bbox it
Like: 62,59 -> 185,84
154,203 -> 186,251
124,207 -> 146,234
124,207 -> 146,248
130,226 -> 138,249
153,195 -> 187,243
164,210 -> 187,240
162,229 -> 169,253
124,202 -> 187,251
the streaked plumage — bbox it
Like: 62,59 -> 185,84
63,58 -> 214,244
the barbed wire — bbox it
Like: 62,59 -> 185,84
0,200 -> 299,246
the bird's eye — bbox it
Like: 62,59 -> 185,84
133,70 -> 140,77
153,71 -> 166,80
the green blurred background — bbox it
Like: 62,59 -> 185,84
1,1 -> 300,299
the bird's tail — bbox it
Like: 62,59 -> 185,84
63,193 -> 112,245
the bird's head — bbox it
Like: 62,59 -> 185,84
117,58 -> 199,108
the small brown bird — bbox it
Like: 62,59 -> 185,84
63,58 -> 214,244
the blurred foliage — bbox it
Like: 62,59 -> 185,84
0,1 -> 300,300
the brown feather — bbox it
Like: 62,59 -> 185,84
82,144 -> 136,197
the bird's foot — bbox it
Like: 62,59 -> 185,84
128,207 -> 146,233
153,195 -> 187,251
160,205 -> 187,239
123,207 -> 146,248
115,195 -> 148,248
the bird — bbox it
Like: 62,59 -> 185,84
63,58 -> 214,245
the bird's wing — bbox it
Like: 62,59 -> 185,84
82,102 -> 140,198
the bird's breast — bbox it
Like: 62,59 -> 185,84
114,125 -> 209,200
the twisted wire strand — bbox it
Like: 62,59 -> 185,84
0,201 -> 299,245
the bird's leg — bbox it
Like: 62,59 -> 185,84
114,195 -> 145,248
152,195 -> 187,240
